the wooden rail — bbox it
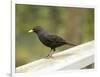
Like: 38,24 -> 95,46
16,41 -> 94,73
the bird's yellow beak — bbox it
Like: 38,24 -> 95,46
28,29 -> 33,33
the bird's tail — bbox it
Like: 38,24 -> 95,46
65,42 -> 77,46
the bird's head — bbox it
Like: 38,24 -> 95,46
28,26 -> 43,33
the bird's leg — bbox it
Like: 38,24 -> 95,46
47,48 -> 56,57
46,49 -> 52,57
51,48 -> 56,56
53,48 -> 56,52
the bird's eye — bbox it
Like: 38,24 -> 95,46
33,28 -> 35,31
33,29 -> 37,32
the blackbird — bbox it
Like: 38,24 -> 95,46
28,26 -> 76,57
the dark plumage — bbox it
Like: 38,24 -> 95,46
28,26 -> 76,57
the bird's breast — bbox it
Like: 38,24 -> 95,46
37,33 -> 52,47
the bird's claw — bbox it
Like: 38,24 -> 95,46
44,55 -> 53,59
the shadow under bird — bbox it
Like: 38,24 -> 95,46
28,26 -> 76,57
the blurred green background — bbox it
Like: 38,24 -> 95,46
15,4 -> 94,67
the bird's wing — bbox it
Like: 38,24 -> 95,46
46,34 -> 66,43
46,34 -> 76,46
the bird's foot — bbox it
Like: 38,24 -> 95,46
44,55 -> 54,59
